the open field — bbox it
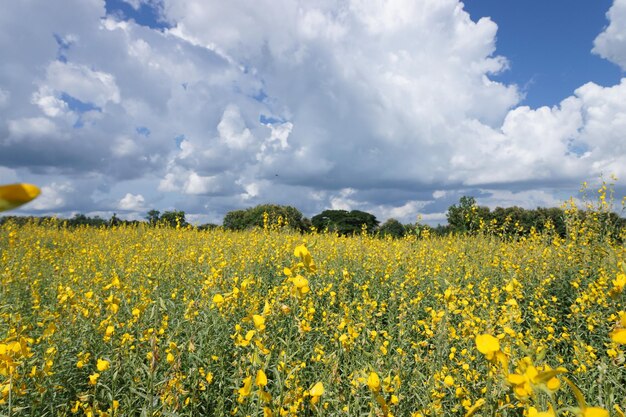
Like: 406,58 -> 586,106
1,212 -> 625,416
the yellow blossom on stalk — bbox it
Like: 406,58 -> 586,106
96,359 -> 110,372
0,183 -> 40,211
253,315 -> 266,331
443,375 -> 454,387
611,272 -> 626,295
610,312 -> 626,344
310,381 -> 324,405
292,275 -> 310,296
256,369 -> 268,387
464,398 -> 485,417
88,373 -> 100,385
104,325 -> 115,339
212,294 -> 224,305
507,358 -> 566,399
294,244 -> 316,273
475,334 -> 500,358
367,371 -> 381,392
238,376 -> 253,402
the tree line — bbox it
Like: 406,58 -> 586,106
2,197 -> 624,239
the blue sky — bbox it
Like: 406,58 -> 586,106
2,0 -> 626,225
464,0 -> 622,107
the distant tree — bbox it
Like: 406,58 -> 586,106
222,204 -> 308,231
160,210 -> 188,228
67,213 -> 107,227
378,218 -> 406,238
311,209 -> 379,235
223,209 -> 247,230
198,223 -> 219,231
146,209 -> 161,226
109,213 -> 121,227
446,196 -> 489,233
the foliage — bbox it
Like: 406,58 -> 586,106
445,196 -> 490,234
0,196 -> 625,416
311,209 -> 379,235
378,218 -> 406,238
223,204 -> 308,232
146,209 -> 161,226
159,210 -> 188,228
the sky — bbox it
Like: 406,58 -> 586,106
1,0 -> 626,226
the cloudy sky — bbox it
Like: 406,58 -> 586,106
1,0 -> 626,225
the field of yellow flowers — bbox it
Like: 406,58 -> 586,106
1,205 -> 625,416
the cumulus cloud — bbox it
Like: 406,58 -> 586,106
2,0 -> 626,225
118,193 -> 145,211
30,182 -> 74,210
44,61 -> 121,107
593,0 -> 626,70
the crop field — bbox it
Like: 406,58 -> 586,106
1,205 -> 625,416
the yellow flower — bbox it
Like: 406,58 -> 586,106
582,408 -> 609,417
294,244 -> 309,258
292,275 -> 310,296
610,328 -> 626,344
212,294 -> 224,304
464,398 -> 485,417
253,315 -> 266,331
367,372 -> 381,392
294,244 -> 316,273
475,334 -> 500,357
310,381 -> 324,404
88,373 -> 100,385
611,273 -> 626,294
105,325 -> 115,338
0,183 -> 40,212
507,360 -> 566,399
96,359 -> 110,372
238,376 -> 253,402
256,369 -> 268,387
443,375 -> 454,387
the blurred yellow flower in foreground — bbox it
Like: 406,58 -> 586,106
476,334 -> 499,355
0,183 -> 40,212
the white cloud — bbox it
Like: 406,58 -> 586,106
44,61 -> 120,107
2,0 -> 626,225
184,172 -> 222,194
31,87 -> 69,117
118,193 -> 145,210
217,105 -> 254,150
8,117 -> 58,139
30,182 -> 74,210
593,0 -> 626,70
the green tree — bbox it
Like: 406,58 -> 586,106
311,209 -> 379,235
160,210 -> 187,228
446,196 -> 489,233
146,209 -> 161,226
378,218 -> 406,238
222,204 -> 308,231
